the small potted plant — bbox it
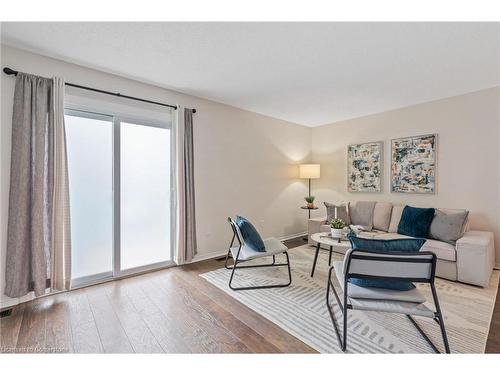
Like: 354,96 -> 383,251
304,196 -> 315,209
330,218 -> 346,239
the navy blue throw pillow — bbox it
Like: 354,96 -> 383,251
235,216 -> 265,252
397,206 -> 435,238
348,235 -> 426,291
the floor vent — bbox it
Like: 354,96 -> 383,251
0,309 -> 13,318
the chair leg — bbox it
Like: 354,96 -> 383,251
228,252 -> 292,291
431,283 -> 451,353
406,314 -> 450,354
436,314 -> 451,353
224,248 -> 232,269
342,282 -> 348,352
407,315 -> 440,353
325,266 -> 347,351
310,242 -> 321,277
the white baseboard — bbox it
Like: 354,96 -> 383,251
189,231 -> 308,264
190,250 -> 228,263
1,292 -> 35,310
279,231 -> 307,241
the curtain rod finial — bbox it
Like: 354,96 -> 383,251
3,67 -> 18,76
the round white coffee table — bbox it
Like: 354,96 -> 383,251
310,232 -> 352,277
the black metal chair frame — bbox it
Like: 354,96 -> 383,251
225,217 -> 292,291
325,249 -> 451,353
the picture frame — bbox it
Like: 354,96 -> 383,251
391,133 -> 437,194
347,141 -> 383,192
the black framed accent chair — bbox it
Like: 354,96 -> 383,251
326,249 -> 450,353
225,217 -> 292,291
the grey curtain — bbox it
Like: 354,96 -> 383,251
5,73 -> 69,298
183,108 -> 197,262
174,107 -> 197,264
51,77 -> 72,291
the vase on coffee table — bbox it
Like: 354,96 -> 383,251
330,228 -> 343,239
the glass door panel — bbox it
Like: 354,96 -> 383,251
65,110 -> 114,284
120,122 -> 171,271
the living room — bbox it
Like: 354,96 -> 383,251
1,2 -> 500,372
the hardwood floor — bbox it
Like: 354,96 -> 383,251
0,246 -> 315,353
1,237 -> 499,353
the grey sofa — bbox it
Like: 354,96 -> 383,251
308,201 -> 495,287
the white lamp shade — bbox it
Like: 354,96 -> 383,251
299,164 -> 321,179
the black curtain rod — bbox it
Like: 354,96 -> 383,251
3,67 -> 197,113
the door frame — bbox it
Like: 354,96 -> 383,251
65,107 -> 176,288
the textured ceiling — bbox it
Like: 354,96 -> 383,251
2,22 -> 499,126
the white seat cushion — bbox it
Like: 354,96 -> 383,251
333,261 -> 427,303
421,239 -> 456,261
230,237 -> 287,261
348,297 -> 435,318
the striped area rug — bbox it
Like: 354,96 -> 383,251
200,245 -> 499,353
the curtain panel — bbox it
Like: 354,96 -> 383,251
174,107 -> 197,264
5,73 -> 71,298
51,77 -> 72,291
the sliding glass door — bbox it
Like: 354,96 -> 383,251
65,109 -> 173,287
119,122 -> 171,272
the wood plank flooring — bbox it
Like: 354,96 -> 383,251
0,240 -> 314,353
1,237 -> 499,353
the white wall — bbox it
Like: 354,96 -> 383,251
0,45 -> 312,308
311,87 -> 500,265
2,44 -> 498,309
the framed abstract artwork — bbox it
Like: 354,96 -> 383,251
347,141 -> 383,192
391,134 -> 437,194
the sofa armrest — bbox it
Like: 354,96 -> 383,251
308,216 -> 327,245
456,231 -> 495,287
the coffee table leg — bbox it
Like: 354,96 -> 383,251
329,245 -> 333,266
311,242 -> 321,277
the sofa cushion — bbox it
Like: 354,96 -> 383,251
373,202 -> 393,232
320,224 -> 330,232
357,231 -> 377,239
397,206 -> 435,238
429,209 -> 469,244
347,235 -> 426,290
371,232 -> 412,240
388,205 -> 404,233
324,202 -> 351,225
350,201 -> 376,231
421,239 -> 456,261
440,208 -> 470,231
371,231 -> 456,261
